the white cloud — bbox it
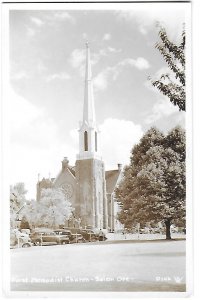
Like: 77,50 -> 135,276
100,118 -> 143,169
116,5 -> 185,42
53,11 -> 76,24
69,48 -> 85,72
144,97 -> 180,124
46,72 -> 71,82
103,33 -> 111,41
94,56 -> 150,91
119,57 -> 150,70
94,66 -> 119,91
69,47 -> 108,77
107,46 -> 122,53
26,27 -> 35,37
93,69 -> 109,91
138,25 -> 148,35
30,17 -> 44,27
7,86 -> 77,199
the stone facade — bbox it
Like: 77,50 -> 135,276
75,158 -> 107,229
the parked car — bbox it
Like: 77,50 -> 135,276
80,229 -> 105,242
10,229 -> 32,248
54,229 -> 85,243
30,229 -> 62,246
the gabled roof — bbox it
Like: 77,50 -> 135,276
69,166 -> 76,177
105,169 -> 121,194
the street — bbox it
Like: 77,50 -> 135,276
11,238 -> 186,292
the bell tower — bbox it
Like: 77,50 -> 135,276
75,43 -> 108,229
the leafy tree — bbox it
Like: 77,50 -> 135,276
24,188 -> 73,228
150,25 -> 185,111
115,126 -> 186,239
20,216 -> 30,229
10,182 -> 27,228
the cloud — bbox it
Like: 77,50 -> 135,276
93,66 -> 118,91
69,48 -> 85,69
30,17 -> 44,27
93,69 -> 110,91
94,56 -> 150,91
69,47 -> 107,77
9,86 -> 55,147
53,11 -> 76,24
100,118 -> 143,169
27,16 -> 44,37
119,57 -> 150,70
46,72 -> 71,82
107,46 -> 122,53
116,5 -> 185,41
26,27 -> 35,37
144,97 -> 180,124
103,33 -> 111,41
7,86 -> 77,199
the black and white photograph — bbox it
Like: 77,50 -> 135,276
1,0 -> 192,297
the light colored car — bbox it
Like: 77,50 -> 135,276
10,229 -> 32,248
55,229 -> 85,243
31,228 -> 69,246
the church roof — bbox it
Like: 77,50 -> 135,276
69,166 -> 76,177
105,169 -> 121,194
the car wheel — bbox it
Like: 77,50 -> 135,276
22,243 -> 31,248
35,241 -> 41,246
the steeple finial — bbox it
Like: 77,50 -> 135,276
83,42 -> 96,126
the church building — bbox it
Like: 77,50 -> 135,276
36,43 -> 122,231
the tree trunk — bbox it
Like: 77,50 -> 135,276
165,219 -> 171,240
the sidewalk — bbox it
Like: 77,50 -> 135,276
106,233 -> 186,241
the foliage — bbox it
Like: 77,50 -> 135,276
10,182 -> 27,227
150,25 -> 186,111
20,216 -> 30,229
115,126 -> 186,239
24,188 -> 73,228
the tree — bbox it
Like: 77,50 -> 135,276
10,182 -> 27,228
115,126 -> 186,239
24,188 -> 73,228
20,216 -> 30,229
150,25 -> 185,111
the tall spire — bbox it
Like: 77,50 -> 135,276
77,43 -> 101,160
83,42 -> 96,126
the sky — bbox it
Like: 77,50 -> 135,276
7,2 -> 189,199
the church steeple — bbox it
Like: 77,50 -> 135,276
77,43 -> 101,160
83,42 -> 96,127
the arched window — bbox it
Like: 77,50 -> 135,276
95,131 -> 97,152
84,131 -> 88,151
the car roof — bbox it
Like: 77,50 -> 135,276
33,228 -> 54,233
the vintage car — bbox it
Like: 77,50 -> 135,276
10,229 -> 32,248
80,229 -> 100,242
54,229 -> 85,243
30,228 -> 69,246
